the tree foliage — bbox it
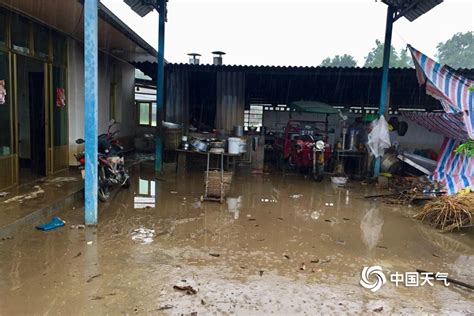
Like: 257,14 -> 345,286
436,32 -> 474,69
364,40 -> 413,68
320,54 -> 357,67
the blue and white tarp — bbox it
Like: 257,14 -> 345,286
406,46 -> 474,194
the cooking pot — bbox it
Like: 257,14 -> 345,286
210,141 -> 225,148
234,126 -> 244,137
190,139 -> 208,152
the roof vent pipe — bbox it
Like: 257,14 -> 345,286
212,51 -> 226,65
188,53 -> 201,65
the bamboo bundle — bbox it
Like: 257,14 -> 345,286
414,194 -> 474,231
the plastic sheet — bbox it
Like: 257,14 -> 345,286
367,116 -> 391,158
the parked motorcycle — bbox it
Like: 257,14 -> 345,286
75,119 -> 130,202
276,120 -> 330,182
288,135 -> 326,181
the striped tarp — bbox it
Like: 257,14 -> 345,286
401,111 -> 468,142
408,46 -> 474,194
409,45 -> 474,136
431,138 -> 474,195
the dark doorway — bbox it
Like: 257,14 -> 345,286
28,72 -> 46,176
17,55 -> 46,183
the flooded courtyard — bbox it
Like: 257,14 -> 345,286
0,163 -> 473,315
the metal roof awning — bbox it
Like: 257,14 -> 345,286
382,0 -> 443,22
124,0 -> 156,17
0,0 -> 157,63
290,101 -> 340,115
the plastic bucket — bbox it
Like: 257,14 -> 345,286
228,137 -> 240,154
239,138 -> 247,153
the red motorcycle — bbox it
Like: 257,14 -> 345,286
277,120 -> 331,181
75,120 -> 130,201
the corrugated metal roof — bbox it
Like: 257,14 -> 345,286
134,61 -> 474,82
382,0 -> 443,22
153,64 -> 473,112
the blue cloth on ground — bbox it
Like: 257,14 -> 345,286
36,216 -> 65,231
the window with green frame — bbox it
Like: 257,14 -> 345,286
138,102 -> 157,126
0,11 -> 7,47
52,66 -> 68,147
11,15 -> 31,54
34,25 -> 50,59
0,51 -> 11,156
52,31 -> 66,65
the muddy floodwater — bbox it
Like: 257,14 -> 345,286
0,162 -> 473,315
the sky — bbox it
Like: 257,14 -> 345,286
101,0 -> 474,66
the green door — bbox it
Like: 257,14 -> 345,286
0,50 -> 18,190
48,64 -> 68,173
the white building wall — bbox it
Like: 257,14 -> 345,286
67,38 -> 136,165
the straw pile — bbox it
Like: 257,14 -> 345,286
414,194 -> 474,231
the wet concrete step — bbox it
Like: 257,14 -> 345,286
0,175 -> 83,239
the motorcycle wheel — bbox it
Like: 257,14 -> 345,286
98,185 -> 111,202
312,164 -> 324,182
312,173 -> 324,182
121,177 -> 130,189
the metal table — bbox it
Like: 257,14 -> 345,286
174,149 -> 240,203
174,149 -> 240,173
334,150 -> 367,176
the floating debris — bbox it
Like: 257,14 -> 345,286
86,274 -> 102,283
299,263 -> 306,271
284,255 -> 290,260
290,194 -> 303,199
4,185 -> 44,203
209,253 -> 220,257
320,233 -> 333,242
158,304 -> 174,310
0,192 -> 9,197
46,177 -> 77,183
173,284 -> 197,295
70,224 -> 85,229
310,211 -> 321,220
373,306 -> 384,313
131,227 -> 156,244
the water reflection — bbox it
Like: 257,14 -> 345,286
134,178 -> 156,209
360,207 -> 384,251
227,196 -> 242,219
